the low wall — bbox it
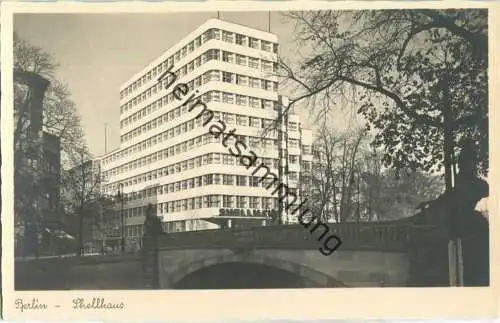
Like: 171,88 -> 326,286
15,254 -> 144,290
156,221 -> 427,253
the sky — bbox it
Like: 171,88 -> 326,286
11,10 -> 489,213
13,11 -> 343,157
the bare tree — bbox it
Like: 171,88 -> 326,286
305,125 -> 366,223
61,148 -> 103,255
359,148 -> 383,221
306,126 -> 341,223
14,33 -> 87,162
305,124 -> 443,222
337,130 -> 364,222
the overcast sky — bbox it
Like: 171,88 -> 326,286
13,11 -> 333,157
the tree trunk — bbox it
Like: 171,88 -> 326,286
332,182 -> 339,222
442,73 -> 454,193
339,140 -> 347,220
77,207 -> 85,256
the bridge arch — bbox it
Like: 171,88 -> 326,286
167,252 -> 347,289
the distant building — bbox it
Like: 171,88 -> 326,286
64,157 -> 110,252
67,158 -> 102,197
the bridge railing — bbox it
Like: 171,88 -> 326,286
151,220 -> 439,253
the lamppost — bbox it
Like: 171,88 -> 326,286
277,95 -> 289,225
117,183 -> 125,253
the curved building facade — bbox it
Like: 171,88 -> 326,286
100,19 -> 313,243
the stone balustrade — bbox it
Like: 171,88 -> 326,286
151,220 -> 439,253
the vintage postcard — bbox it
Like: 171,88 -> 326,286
1,0 -> 498,321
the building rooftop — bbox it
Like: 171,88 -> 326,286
120,18 -> 278,91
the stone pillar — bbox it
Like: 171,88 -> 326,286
141,235 -> 160,289
407,223 -> 449,287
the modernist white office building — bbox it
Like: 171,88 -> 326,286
100,19 -> 313,241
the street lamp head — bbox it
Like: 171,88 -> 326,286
117,183 -> 124,195
115,183 -> 125,201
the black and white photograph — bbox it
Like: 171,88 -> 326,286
1,1 -> 497,320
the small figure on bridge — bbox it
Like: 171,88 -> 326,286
449,139 -> 488,239
412,139 -> 488,238
143,203 -> 163,237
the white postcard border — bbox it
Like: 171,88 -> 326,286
1,1 -> 499,321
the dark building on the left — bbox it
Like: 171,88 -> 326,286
13,70 -> 68,257
38,131 -> 69,255
40,132 -> 61,215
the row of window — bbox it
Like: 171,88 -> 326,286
106,172 -> 301,202
160,219 -> 212,234
120,28 -> 278,101
120,107 -> 299,150
120,80 -> 281,132
110,112 -> 302,165
120,87 -> 281,145
112,128 -> 303,177
119,124 -> 281,169
125,224 -> 144,238
124,218 -> 213,237
120,68 -> 279,131
121,48 -> 279,116
103,147 -> 304,193
106,163 -> 313,200
121,195 -> 281,218
108,129 -> 303,178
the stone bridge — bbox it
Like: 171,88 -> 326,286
142,219 -> 462,289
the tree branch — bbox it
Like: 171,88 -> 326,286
336,74 -> 442,127
416,9 -> 487,59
